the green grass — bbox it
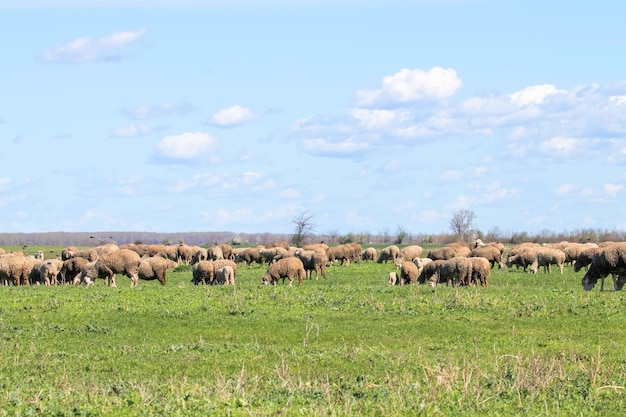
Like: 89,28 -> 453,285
1,250 -> 625,416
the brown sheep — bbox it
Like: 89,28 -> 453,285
417,259 -> 445,285
217,244 -> 234,260
468,257 -> 490,287
427,246 -> 459,261
582,242 -> 626,291
0,253 -> 37,286
235,247 -> 265,267
326,244 -> 353,266
573,247 -> 602,272
211,259 -> 238,284
530,248 -> 566,274
39,258 -> 64,286
261,257 -> 305,286
470,246 -> 502,269
59,257 -> 90,285
505,247 -> 538,272
400,261 -> 419,285
295,249 -> 327,280
361,247 -> 377,261
430,257 -> 473,287
208,245 -> 224,261
215,265 -> 235,285
377,245 -> 400,263
192,260 -> 214,285
394,245 -> 424,268
138,256 -> 177,285
79,249 -> 142,287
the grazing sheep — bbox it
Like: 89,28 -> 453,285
412,257 -> 434,278
377,245 -> 400,264
61,246 -> 79,261
39,258 -> 64,285
59,257 -> 90,285
573,247 -> 603,272
470,246 -> 502,269
0,253 -> 37,286
505,247 -> 538,272
211,259 -> 238,284
295,249 -> 327,280
79,249 -> 142,288
400,261 -> 419,285
468,257 -> 490,287
582,242 -> 626,291
208,245 -> 224,261
326,244 -> 354,266
387,271 -> 399,285
260,247 -> 286,265
192,260 -> 215,285
417,260 -> 445,285
138,256 -> 177,285
361,247 -> 377,261
394,245 -> 424,268
235,247 -> 265,268
430,257 -> 473,287
529,248 -> 566,274
191,247 -> 209,264
215,265 -> 235,285
177,244 -> 195,265
261,257 -> 305,286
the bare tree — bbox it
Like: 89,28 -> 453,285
449,210 -> 476,241
291,211 -> 316,247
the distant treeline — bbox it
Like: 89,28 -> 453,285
0,227 -> 624,248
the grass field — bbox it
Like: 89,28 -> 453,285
0,245 -> 625,416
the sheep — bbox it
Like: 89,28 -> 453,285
261,257 -> 305,286
138,256 -> 178,285
217,244 -> 234,260
215,265 -> 235,285
468,257 -> 490,287
377,245 -> 400,264
211,259 -> 238,285
64,248 -> 98,262
208,245 -> 224,261
417,259 -> 445,285
429,257 -> 473,287
177,244 -> 195,265
470,246 -> 502,269
79,249 -> 142,287
387,271 -> 399,285
399,261 -> 419,285
394,245 -> 424,268
260,247 -> 286,265
361,247 -> 377,261
505,247 -> 538,272
38,258 -> 64,285
326,244 -> 353,266
582,242 -> 626,291
235,247 -> 265,268
0,253 -> 37,286
529,247 -> 566,274
295,248 -> 327,280
573,247 -> 603,272
192,261 -> 214,285
59,257 -> 90,285
412,257 -> 433,279
427,246 -> 459,261
61,246 -> 79,261
191,247 -> 209,264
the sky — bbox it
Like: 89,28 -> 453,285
1,0 -> 626,236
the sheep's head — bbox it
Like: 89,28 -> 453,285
261,273 -> 271,285
581,268 -> 600,291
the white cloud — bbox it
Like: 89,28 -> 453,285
156,132 -> 217,160
279,188 -> 301,199
355,66 -> 462,107
509,84 -> 565,107
301,138 -> 371,156
111,123 -> 150,138
41,29 -> 146,63
604,183 -> 623,197
208,105 -> 258,127
540,136 -> 581,157
349,108 -> 408,129
121,103 -> 194,120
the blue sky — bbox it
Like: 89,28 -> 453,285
1,0 -> 626,236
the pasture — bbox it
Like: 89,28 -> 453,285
1,245 -> 625,416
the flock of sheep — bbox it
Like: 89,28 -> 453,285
0,238 -> 624,291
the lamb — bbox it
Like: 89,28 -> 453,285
138,256 -> 178,285
582,242 -> 626,291
215,265 -> 235,285
261,257 -> 305,286
387,271 -> 399,285
211,259 -> 238,284
529,247 -> 566,274
295,249 -> 327,280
